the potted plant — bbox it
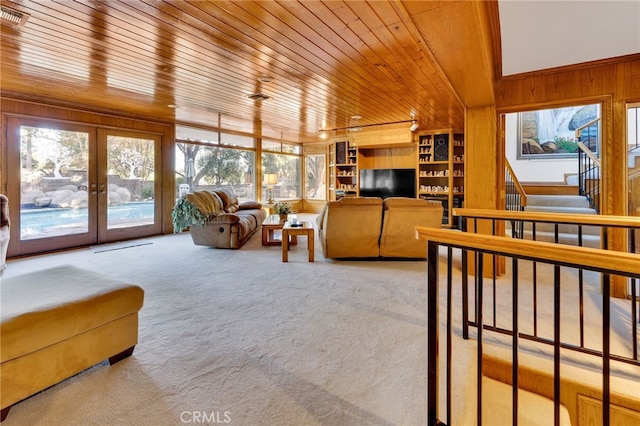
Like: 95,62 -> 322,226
171,195 -> 210,233
273,201 -> 292,222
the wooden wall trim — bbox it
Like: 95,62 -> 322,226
1,97 -> 173,132
498,53 -> 640,82
494,58 -> 640,109
482,0 -> 502,82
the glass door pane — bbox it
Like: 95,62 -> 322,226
19,125 -> 91,240
305,154 -> 326,200
7,119 -> 162,257
106,135 -> 156,230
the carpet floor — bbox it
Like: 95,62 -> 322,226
1,214 -> 638,425
2,216 -> 430,425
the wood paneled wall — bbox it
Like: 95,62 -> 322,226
358,146 -> 416,170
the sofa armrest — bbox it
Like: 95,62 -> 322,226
1,194 -> 9,227
238,200 -> 262,210
316,202 -> 328,231
1,194 -> 9,276
205,213 -> 240,224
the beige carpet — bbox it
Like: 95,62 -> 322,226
1,214 -> 638,425
2,215 -> 430,425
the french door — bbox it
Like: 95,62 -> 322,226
6,117 -> 162,256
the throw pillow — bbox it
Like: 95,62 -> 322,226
214,189 -> 240,213
223,189 -> 240,212
213,189 -> 233,210
224,189 -> 239,206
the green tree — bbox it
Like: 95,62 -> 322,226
29,128 -> 87,178
262,152 -> 300,198
177,143 -> 200,187
198,147 -> 248,186
305,154 -> 325,198
108,136 -> 154,180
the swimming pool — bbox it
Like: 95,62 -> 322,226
20,202 -> 155,238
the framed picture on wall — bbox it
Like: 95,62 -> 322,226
517,104 -> 600,159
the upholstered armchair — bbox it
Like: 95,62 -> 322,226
1,194 -> 10,276
316,197 -> 384,258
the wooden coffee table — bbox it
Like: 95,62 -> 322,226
261,214 -> 297,246
282,221 -> 314,262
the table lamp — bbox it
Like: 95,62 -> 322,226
264,173 -> 278,204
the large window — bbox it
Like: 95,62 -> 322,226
262,139 -> 301,200
305,154 -> 326,200
176,126 -> 255,202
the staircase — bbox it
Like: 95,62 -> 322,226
522,194 -> 601,248
444,332 -> 572,425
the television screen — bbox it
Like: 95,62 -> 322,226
359,168 -> 416,199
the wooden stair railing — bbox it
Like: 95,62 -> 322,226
505,158 -> 527,210
417,226 -> 640,426
505,158 -> 528,239
453,207 -> 640,393
575,118 -> 601,212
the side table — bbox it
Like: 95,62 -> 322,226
262,214 -> 297,246
282,221 -> 314,262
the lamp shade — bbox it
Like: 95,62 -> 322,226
264,173 -> 278,185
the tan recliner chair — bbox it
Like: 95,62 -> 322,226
317,197 -> 383,258
379,197 -> 444,258
0,194 -> 9,276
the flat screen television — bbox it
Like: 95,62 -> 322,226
359,168 -> 416,199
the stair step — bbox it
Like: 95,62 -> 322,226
443,333 -> 573,425
484,344 -> 640,426
524,205 -> 597,215
521,182 -> 578,196
521,220 -> 601,236
526,195 -> 591,208
565,174 -> 579,186
521,230 -> 601,248
483,377 -> 572,426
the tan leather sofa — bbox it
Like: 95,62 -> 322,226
316,196 -> 444,259
379,197 -> 444,258
177,189 -> 267,249
317,197 -> 384,258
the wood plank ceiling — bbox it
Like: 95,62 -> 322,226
0,0 -> 484,142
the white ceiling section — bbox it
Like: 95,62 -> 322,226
499,0 -> 640,76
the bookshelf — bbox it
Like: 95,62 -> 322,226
417,129 -> 465,227
328,140 -> 358,201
